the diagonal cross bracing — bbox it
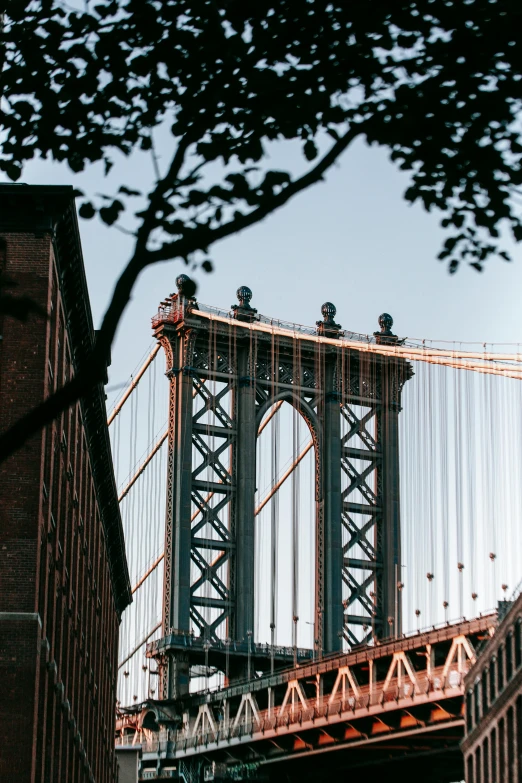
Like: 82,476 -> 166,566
341,401 -> 382,641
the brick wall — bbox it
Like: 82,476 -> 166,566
0,224 -> 121,783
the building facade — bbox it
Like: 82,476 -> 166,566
0,185 -> 131,783
462,596 -> 522,782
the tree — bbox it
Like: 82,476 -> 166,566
1,0 -> 521,460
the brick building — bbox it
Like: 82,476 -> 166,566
0,184 -> 131,783
462,596 -> 522,782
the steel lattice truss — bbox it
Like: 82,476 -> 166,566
189,357 -> 236,642
341,402 -> 382,645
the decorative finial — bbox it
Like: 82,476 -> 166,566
232,285 -> 257,322
316,301 -> 341,337
237,286 -> 252,307
379,313 -> 394,334
175,274 -> 197,300
176,273 -> 190,293
322,302 -> 336,321
374,312 -> 401,344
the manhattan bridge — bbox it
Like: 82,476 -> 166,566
111,276 -> 522,782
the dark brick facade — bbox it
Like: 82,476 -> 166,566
0,185 -> 131,783
462,596 -> 522,782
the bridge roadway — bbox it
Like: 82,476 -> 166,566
117,615 -> 496,782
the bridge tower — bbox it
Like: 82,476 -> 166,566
151,279 -> 412,699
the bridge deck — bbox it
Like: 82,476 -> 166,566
118,615 -> 496,780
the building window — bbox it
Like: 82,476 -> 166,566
498,646 -> 504,692
467,754 -> 474,783
506,633 -> 513,681
507,706 -> 514,783
481,668 -> 488,712
483,736 -> 489,783
467,691 -> 474,731
515,696 -> 522,778
490,658 -> 496,704
474,680 -> 481,726
515,620 -> 522,669
499,717 -> 505,783
491,726 -> 497,783
475,745 -> 482,783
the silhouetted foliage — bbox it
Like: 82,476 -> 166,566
0,274 -> 47,323
0,0 -> 521,458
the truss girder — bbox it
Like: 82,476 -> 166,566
135,617 -> 493,769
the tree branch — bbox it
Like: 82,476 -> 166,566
0,127 -> 359,463
150,126 -> 361,263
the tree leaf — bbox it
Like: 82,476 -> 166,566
79,202 -> 96,219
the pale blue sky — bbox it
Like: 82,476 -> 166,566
11,135 -> 521,398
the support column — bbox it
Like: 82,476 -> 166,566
378,360 -> 402,638
322,359 -> 343,654
232,346 -> 256,645
162,326 -> 195,698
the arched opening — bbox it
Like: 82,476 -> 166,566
254,397 -> 316,651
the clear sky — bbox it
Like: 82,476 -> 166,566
12,134 -> 522,398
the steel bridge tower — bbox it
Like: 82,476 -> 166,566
151,279 -> 412,699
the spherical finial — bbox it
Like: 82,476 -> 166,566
176,273 -> 190,293
237,286 -> 253,307
378,312 -> 394,333
321,302 -> 337,321
175,274 -> 197,299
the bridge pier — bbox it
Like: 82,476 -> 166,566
378,363 -> 404,639
231,344 -> 257,647
322,358 -> 343,654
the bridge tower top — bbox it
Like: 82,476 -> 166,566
151,281 -> 412,699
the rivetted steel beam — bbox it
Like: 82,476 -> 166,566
118,431 -> 168,503
232,347 -> 257,643
323,360 -> 343,654
108,343 -> 160,425
255,440 -> 313,517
